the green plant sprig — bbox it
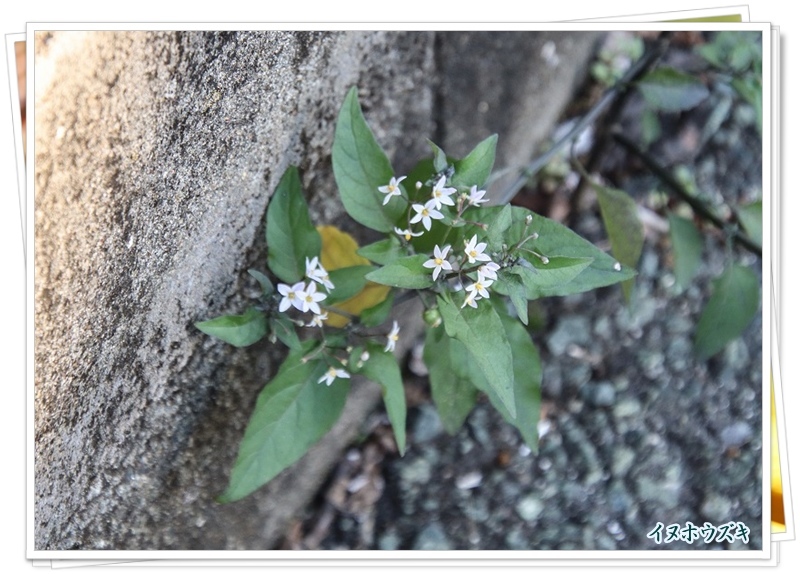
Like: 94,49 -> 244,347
198,86 -> 636,503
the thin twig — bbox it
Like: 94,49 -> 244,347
494,38 -> 667,206
612,130 -> 762,258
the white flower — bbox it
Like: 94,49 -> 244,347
410,200 -> 445,231
305,256 -> 335,291
478,261 -> 500,281
466,276 -> 494,299
306,312 -> 328,328
461,292 -> 479,309
300,281 -> 327,315
277,281 -> 307,312
466,185 -> 489,206
318,366 -> 351,386
394,227 -> 424,242
378,176 -> 406,206
422,244 -> 453,281
385,320 -> 400,353
464,235 -> 491,264
430,175 -> 457,209
305,256 -> 320,279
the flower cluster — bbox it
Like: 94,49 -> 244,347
276,256 -> 404,387
377,174 -> 487,237
276,257 -> 335,327
419,233 -> 502,310
377,173 -> 498,309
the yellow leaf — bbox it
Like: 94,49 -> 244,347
317,226 -> 390,327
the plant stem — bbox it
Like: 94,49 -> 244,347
494,38 -> 667,205
611,130 -> 761,258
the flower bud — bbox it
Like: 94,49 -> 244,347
423,307 -> 442,328
360,351 -> 370,363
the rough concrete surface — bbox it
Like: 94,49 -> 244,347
33,30 -> 598,550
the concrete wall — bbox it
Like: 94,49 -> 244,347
33,29 -> 599,550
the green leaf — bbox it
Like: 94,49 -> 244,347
360,343 -> 407,455
735,200 -> 762,248
360,291 -> 395,327
732,76 -> 762,133
424,325 -> 478,434
473,206 -> 635,297
500,312 -> 541,450
641,108 -> 662,147
668,214 -> 704,290
356,237 -> 405,266
594,185 -> 644,302
365,254 -> 435,289
694,264 -> 760,360
637,67 -> 710,112
438,293 -> 516,418
485,204 -> 513,252
270,316 -> 303,351
195,307 -> 268,348
494,273 -> 529,325
428,140 -> 449,173
325,265 -> 374,304
469,305 -> 542,451
247,269 -> 274,296
405,157 -> 436,203
266,166 -> 321,283
218,344 -> 349,502
496,257 -> 593,301
332,87 -> 404,232
451,134 -> 498,189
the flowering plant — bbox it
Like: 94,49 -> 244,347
197,87 -> 634,503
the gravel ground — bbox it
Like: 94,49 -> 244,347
281,34 -> 764,552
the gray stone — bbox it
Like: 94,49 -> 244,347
377,531 -> 401,551
583,381 -> 616,407
547,315 -> 591,355
564,362 -> 592,387
593,315 -> 612,339
464,498 -> 491,522
541,363 -> 563,397
400,457 -> 432,486
467,407 -> 492,447
724,339 -> 750,371
608,481 -> 635,516
412,522 -> 452,550
638,350 -> 665,379
635,465 -> 682,510
701,493 -> 733,523
613,398 -> 642,418
720,421 -> 754,449
734,103 -> 757,127
640,249 -> 661,278
411,403 -> 444,443
611,447 -> 636,477
516,494 -> 545,522
505,527 -> 529,550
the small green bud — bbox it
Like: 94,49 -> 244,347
423,307 -> 442,328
